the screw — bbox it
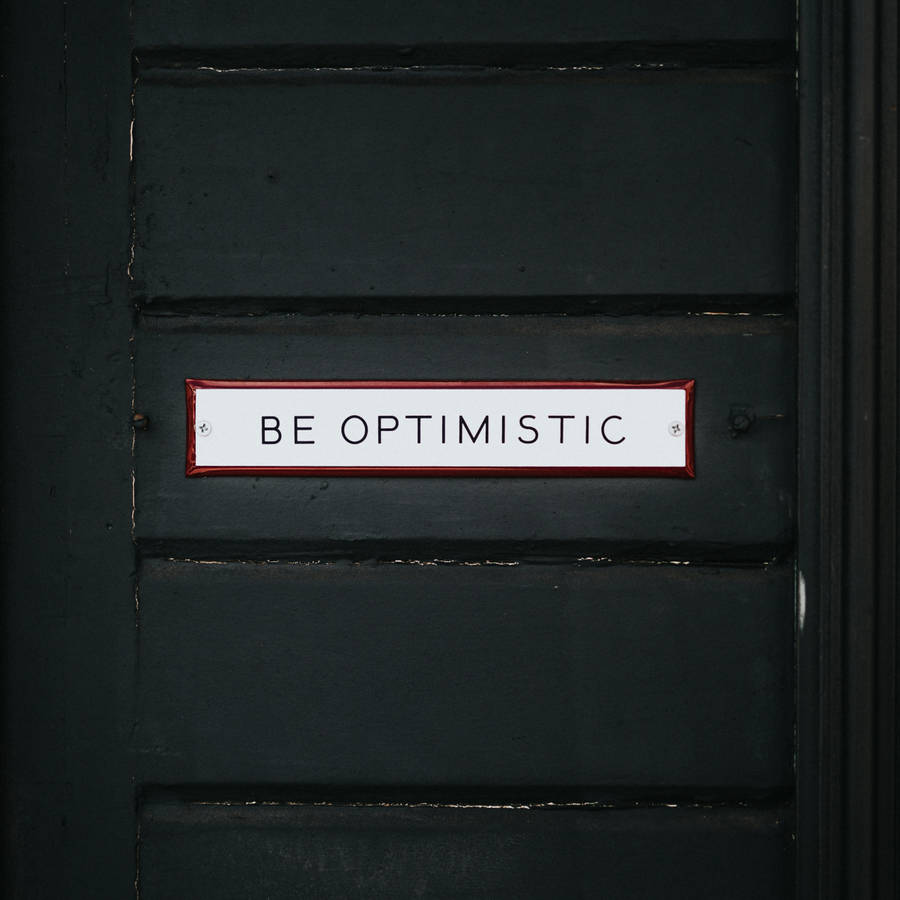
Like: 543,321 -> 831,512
132,413 -> 150,431
729,407 -> 756,436
196,420 -> 212,437
668,421 -> 684,437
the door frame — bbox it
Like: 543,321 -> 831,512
797,0 -> 898,896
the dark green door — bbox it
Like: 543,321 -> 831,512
5,1 -> 896,897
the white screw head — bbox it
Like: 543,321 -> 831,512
668,420 -> 684,437
196,420 -> 212,437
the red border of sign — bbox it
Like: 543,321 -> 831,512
185,379 -> 695,478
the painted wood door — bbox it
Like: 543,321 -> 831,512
6,0 -> 895,897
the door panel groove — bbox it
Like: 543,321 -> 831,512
134,43 -> 795,74
139,786 -> 796,808
134,543 -> 793,566
136,295 -> 796,317
141,555 -> 783,569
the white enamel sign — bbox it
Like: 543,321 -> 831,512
186,380 -> 694,477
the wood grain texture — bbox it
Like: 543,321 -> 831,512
133,0 -> 793,47
133,314 -> 795,557
136,560 -> 793,787
138,802 -> 793,899
132,72 -> 795,302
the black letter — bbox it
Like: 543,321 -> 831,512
293,415 -> 315,444
459,414 -> 489,443
548,414 -> 575,443
405,415 -> 432,443
601,415 -> 625,444
518,415 -> 538,444
341,415 -> 368,444
261,416 -> 282,444
377,415 -> 399,443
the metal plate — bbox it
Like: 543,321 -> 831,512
186,379 -> 695,477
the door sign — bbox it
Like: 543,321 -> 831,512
185,380 -> 695,477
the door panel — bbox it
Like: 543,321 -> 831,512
134,314 -> 794,556
133,73 -> 795,302
139,803 -> 793,899
137,560 -> 792,787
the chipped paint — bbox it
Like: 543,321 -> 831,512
192,799 -> 677,810
127,73 -> 137,280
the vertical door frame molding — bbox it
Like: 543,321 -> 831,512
2,0 -> 136,895
798,0 -> 898,897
